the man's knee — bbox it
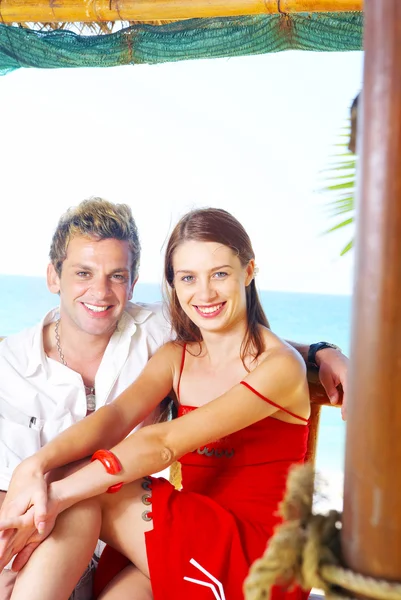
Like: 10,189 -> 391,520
0,569 -> 17,600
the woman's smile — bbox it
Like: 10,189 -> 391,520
193,302 -> 227,318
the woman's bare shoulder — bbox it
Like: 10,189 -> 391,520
247,331 -> 309,417
154,340 -> 187,361
257,327 -> 306,369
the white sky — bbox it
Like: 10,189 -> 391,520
0,50 -> 363,294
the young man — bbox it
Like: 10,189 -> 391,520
0,198 -> 348,600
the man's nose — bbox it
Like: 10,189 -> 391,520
91,277 -> 111,299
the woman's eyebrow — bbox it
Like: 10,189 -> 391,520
211,264 -> 232,271
175,264 -> 232,275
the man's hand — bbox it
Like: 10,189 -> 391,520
316,348 -> 349,420
0,459 -> 50,571
2,458 -> 49,531
0,506 -> 39,572
0,490 -> 59,572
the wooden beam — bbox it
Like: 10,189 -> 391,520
342,0 -> 401,583
0,0 -> 363,24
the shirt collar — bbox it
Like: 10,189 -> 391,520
25,307 -> 59,377
24,302 -> 154,378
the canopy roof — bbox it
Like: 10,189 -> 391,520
0,1 -> 363,75
0,1 -> 363,22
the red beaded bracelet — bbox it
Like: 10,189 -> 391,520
91,449 -> 124,494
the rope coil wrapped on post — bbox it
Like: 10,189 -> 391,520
244,464 -> 401,600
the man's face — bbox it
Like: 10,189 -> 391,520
47,235 -> 136,338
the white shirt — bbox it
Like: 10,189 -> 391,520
0,302 -> 171,491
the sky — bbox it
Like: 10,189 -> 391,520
0,50 -> 363,294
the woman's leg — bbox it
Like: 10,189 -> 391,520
10,478 -> 154,600
97,478 -> 154,578
99,565 -> 152,600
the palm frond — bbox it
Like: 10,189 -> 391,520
340,240 -> 354,255
321,121 -> 356,255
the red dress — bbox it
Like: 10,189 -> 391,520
94,354 -> 309,600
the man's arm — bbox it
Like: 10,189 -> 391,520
287,342 -> 309,364
287,341 -> 348,420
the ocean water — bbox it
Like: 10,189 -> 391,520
0,275 -> 350,505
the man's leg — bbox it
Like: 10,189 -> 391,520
0,476 -> 95,600
0,491 -> 17,600
11,498 -> 101,600
69,555 -> 98,600
0,569 -> 17,600
48,460 -> 100,600
99,565 -> 152,600
10,479 -> 153,600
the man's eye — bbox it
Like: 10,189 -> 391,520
112,274 -> 126,281
77,272 -> 89,277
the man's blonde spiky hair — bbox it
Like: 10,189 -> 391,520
49,197 -> 140,280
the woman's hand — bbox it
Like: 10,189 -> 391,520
316,348 -> 349,420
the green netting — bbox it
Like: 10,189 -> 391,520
0,12 -> 363,76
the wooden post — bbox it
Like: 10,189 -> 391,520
342,0 -> 401,582
0,0 -> 363,24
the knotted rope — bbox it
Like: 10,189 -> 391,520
244,464 -> 401,600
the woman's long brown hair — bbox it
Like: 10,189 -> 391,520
164,208 -> 270,366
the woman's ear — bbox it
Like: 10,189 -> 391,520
245,259 -> 256,287
47,263 -> 61,295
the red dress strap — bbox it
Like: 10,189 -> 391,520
177,343 -> 187,402
240,381 -> 309,423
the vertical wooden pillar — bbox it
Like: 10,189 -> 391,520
342,0 -> 401,581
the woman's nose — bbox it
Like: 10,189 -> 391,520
197,279 -> 218,302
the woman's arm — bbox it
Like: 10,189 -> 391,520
25,343 -> 176,477
0,343 -> 177,544
51,346 -> 309,513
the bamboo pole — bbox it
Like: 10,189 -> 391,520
342,0 -> 401,583
0,0 -> 363,24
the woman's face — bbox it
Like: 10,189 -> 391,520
172,240 -> 254,334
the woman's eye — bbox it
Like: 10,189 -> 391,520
181,275 -> 194,283
213,271 -> 228,279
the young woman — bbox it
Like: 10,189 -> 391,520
3,208 -> 310,600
